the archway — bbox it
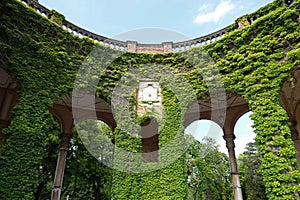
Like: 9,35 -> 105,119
67,119 -> 113,200
280,69 -> 300,167
183,92 -> 249,200
184,119 -> 232,199
233,112 -> 255,156
0,67 -> 19,146
49,94 -> 116,200
234,112 -> 267,200
184,119 -> 224,149
140,117 -> 159,163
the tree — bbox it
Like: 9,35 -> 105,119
186,137 -> 232,200
237,142 -> 267,200
61,120 -> 114,200
34,119 -> 114,200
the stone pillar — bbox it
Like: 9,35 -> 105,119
51,133 -> 72,200
236,15 -> 250,29
290,122 -> 300,167
0,120 -> 9,146
127,41 -> 137,53
223,135 -> 243,200
162,42 -> 173,53
49,10 -> 65,27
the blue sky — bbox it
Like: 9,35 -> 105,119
40,0 -> 273,42
37,0 -> 271,155
185,112 -> 254,156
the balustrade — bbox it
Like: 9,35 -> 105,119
19,0 -> 267,53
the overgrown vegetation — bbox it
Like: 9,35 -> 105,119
238,142 -> 267,200
0,0 -> 299,199
186,138 -> 232,200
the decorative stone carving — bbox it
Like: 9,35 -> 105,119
236,15 -> 250,29
223,135 -> 236,150
137,80 -> 162,116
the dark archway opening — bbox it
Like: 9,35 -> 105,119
140,117 -> 159,163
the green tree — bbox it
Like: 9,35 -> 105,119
238,142 -> 267,200
186,137 -> 232,200
61,120 -> 113,200
34,119 -> 114,200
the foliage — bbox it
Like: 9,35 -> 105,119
238,142 -> 267,200
34,119 -> 114,200
60,120 -> 113,200
186,137 -> 232,200
0,0 -> 299,199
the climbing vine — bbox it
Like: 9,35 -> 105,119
0,0 -> 300,199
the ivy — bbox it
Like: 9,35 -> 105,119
0,0 -> 300,199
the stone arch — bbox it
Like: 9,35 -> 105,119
183,91 -> 249,199
233,111 -> 255,154
50,94 -> 116,132
184,119 -> 224,143
49,93 -> 116,199
183,92 -> 249,131
0,66 -> 20,145
279,69 -> 300,167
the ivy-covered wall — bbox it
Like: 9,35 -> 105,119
206,1 -> 300,198
0,0 -> 300,199
0,0 -> 94,199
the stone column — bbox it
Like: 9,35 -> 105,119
290,122 -> 300,167
0,120 -> 9,146
127,41 -> 137,53
51,133 -> 72,200
223,135 -> 243,200
162,42 -> 173,53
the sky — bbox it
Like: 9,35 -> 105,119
185,112 -> 255,156
37,0 -> 272,155
39,0 -> 273,43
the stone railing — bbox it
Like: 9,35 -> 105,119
171,12 -> 265,52
19,0 -> 128,51
172,26 -> 229,52
19,0 -> 266,53
62,20 -> 127,51
20,0 -> 50,18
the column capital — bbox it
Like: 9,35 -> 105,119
59,133 -> 72,150
223,134 -> 236,149
223,134 -> 236,140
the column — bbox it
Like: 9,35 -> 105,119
223,135 -> 243,200
51,133 -> 72,200
290,122 -> 300,167
162,42 -> 173,53
127,41 -> 137,53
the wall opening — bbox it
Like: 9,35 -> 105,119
233,111 -> 255,156
140,117 -> 159,163
184,119 -> 224,152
